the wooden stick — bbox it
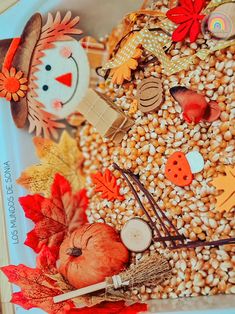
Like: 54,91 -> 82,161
54,281 -> 107,303
171,237 -> 235,250
0,0 -> 18,14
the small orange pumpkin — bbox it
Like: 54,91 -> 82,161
58,223 -> 129,289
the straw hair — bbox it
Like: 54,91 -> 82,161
108,253 -> 171,289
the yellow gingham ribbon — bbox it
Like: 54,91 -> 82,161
102,0 -> 235,76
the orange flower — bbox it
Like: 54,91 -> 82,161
0,67 -> 28,102
110,47 -> 142,85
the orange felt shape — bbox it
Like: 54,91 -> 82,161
59,223 -> 129,289
92,169 -> 124,202
165,152 -> 193,187
55,73 -> 72,87
211,166 -> 235,212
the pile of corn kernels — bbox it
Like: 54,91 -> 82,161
77,1 -> 235,302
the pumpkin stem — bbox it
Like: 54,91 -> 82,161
66,247 -> 82,257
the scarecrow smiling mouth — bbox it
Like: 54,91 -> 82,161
57,54 -> 80,107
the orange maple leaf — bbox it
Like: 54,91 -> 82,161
1,264 -> 73,314
109,34 -> 142,85
211,166 -> 235,212
92,169 -> 124,201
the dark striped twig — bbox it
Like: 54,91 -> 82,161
113,163 -> 235,251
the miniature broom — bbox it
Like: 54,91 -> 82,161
54,253 -> 171,303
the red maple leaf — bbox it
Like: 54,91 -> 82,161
19,174 -> 89,255
91,169 -> 124,201
66,301 -> 148,314
1,264 -> 74,314
166,0 -> 206,42
36,245 -> 58,274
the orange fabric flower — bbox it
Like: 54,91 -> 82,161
0,67 -> 28,101
110,48 -> 142,85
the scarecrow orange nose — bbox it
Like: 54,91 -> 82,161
55,73 -> 72,87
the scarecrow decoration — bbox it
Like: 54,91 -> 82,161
0,12 -> 133,142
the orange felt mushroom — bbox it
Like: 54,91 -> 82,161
58,223 -> 129,289
165,151 -> 193,187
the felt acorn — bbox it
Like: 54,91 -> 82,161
165,151 -> 204,187
170,86 -> 221,124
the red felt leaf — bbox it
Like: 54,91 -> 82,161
172,20 -> 192,42
66,301 -> 148,314
189,20 -> 201,43
19,174 -> 89,255
1,264 -> 74,314
91,169 -> 124,201
167,0 -> 205,42
166,7 -> 191,23
180,0 -> 194,11
193,0 -> 205,13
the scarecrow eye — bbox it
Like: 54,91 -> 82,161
43,85 -> 49,91
45,65 -> 52,71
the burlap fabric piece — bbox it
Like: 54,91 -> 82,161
78,89 -> 134,144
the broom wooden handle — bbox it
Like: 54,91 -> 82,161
53,281 -> 108,303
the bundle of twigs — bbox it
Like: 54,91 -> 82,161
113,163 -> 235,250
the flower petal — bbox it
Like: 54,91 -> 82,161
19,78 -> 27,84
0,90 -> 7,97
17,90 -> 25,98
194,0 -> 205,13
2,68 -> 9,77
15,71 -> 23,80
12,93 -> 19,102
20,85 -> 28,91
190,20 -> 201,42
167,7 -> 192,23
0,73 -> 6,80
180,0 -> 194,12
6,92 -> 12,101
172,20 -> 193,41
10,67 -> 16,77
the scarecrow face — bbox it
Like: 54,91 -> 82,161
35,39 -> 89,119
